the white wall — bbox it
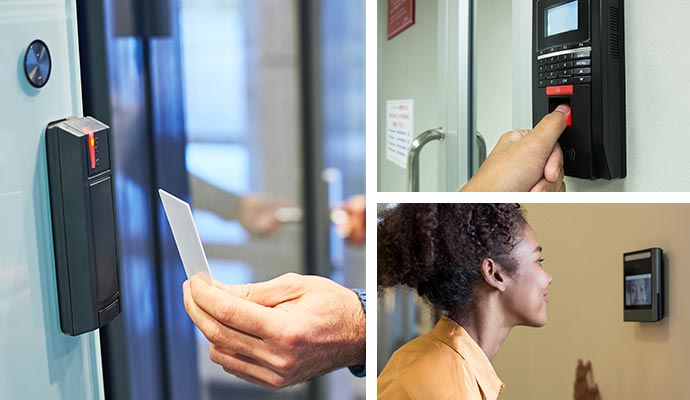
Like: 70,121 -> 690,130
512,1 -> 690,191
493,204 -> 690,399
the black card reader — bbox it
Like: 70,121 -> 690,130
46,117 -> 121,336
533,0 -> 626,179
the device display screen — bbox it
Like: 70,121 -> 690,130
546,0 -> 579,37
625,273 -> 652,306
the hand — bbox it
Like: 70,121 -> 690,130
529,140 -> 565,192
332,194 -> 366,246
460,105 -> 570,192
183,273 -> 366,390
237,194 -> 294,236
574,359 -> 600,400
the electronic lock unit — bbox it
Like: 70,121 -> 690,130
46,117 -> 121,336
533,0 -> 625,179
624,248 -> 664,322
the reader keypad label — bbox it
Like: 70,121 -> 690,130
537,45 -> 591,88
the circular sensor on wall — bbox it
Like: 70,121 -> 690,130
24,39 -> 52,88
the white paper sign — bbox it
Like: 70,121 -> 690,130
386,99 -> 414,169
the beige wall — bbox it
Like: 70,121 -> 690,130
493,204 -> 690,399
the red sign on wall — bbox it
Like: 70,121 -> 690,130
387,0 -> 415,40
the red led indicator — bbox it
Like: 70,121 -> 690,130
82,127 -> 96,169
567,112 -> 572,127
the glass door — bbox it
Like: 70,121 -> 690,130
470,0 -> 538,177
377,0 -> 471,192
179,0 -> 365,398
180,1 -> 307,398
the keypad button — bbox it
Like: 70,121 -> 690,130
538,72 -> 545,79
546,71 -> 558,79
538,65 -> 546,73
560,61 -> 574,69
557,55 -> 568,62
574,59 -> 591,67
574,67 -> 591,75
538,59 -> 545,66
547,79 -> 558,86
558,69 -> 573,77
573,51 -> 591,59
557,78 -> 573,85
559,45 -> 569,51
538,80 -> 546,87
574,76 -> 592,84
548,56 -> 557,63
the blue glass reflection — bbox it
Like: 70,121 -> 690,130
193,209 -> 248,245
186,143 -> 250,195
321,0 -> 365,289
114,176 -> 156,335
321,0 -> 366,197
180,4 -> 249,141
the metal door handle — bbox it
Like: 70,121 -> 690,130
273,168 -> 341,226
274,207 -> 303,223
476,131 -> 487,167
406,128 -> 445,192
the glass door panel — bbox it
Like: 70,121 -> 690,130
180,1 -> 304,398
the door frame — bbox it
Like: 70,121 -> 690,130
449,0 -> 473,188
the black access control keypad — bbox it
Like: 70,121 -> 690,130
537,49 -> 591,88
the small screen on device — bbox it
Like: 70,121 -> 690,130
546,0 -> 578,37
625,273 -> 652,306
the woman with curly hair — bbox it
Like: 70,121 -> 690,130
377,204 -> 552,400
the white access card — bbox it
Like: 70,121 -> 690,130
159,189 -> 213,284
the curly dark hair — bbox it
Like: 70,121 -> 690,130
378,203 -> 527,320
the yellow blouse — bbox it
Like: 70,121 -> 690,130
378,315 -> 505,400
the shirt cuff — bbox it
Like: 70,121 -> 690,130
352,288 -> 366,314
347,289 -> 366,378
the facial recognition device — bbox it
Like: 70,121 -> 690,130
533,0 -> 626,180
46,117 -> 121,336
624,248 -> 663,322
